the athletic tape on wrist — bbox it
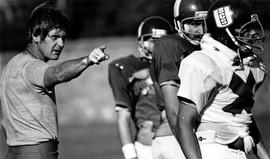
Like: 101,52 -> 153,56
122,143 -> 137,159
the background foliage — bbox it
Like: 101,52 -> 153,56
1,36 -> 270,159
0,0 -> 174,51
1,0 -> 270,158
1,0 -> 270,51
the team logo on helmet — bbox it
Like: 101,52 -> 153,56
151,28 -> 168,38
213,6 -> 233,28
194,11 -> 208,18
137,16 -> 173,59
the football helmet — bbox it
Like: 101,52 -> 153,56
207,0 -> 265,55
138,16 -> 173,59
174,0 -> 213,45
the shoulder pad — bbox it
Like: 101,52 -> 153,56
110,55 -> 149,77
158,34 -> 196,47
156,34 -> 200,58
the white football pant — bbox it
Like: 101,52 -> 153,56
135,141 -> 153,159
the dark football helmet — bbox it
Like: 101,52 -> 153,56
174,0 -> 213,45
207,0 -> 265,55
138,16 -> 173,59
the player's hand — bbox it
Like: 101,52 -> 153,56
88,45 -> 109,64
137,121 -> 154,145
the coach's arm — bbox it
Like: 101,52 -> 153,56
44,46 -> 108,88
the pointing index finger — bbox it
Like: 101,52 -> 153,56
98,45 -> 106,52
98,45 -> 109,60
104,53 -> 110,60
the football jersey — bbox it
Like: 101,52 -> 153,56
177,34 -> 266,143
150,34 -> 199,111
150,34 -> 199,86
108,55 -> 161,130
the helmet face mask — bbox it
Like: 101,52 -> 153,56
137,16 -> 173,59
139,37 -> 155,59
174,0 -> 212,45
207,0 -> 265,56
235,14 -> 265,54
180,16 -> 208,43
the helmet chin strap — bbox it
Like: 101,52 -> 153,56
225,28 -> 241,47
143,50 -> 153,59
240,45 -> 253,54
241,42 -> 264,54
138,45 -> 152,60
175,20 -> 200,46
182,32 -> 200,45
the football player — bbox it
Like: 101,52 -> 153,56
176,0 -> 270,158
108,16 -> 173,159
149,0 -> 213,158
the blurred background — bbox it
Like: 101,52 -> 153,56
1,0 -> 270,158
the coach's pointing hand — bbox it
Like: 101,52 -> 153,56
88,45 -> 109,64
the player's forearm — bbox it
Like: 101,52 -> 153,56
161,84 -> 180,134
254,139 -> 270,159
117,118 -> 137,159
176,100 -> 202,159
165,105 -> 178,134
117,118 -> 133,146
249,118 -> 270,159
44,56 -> 91,87
176,117 -> 202,159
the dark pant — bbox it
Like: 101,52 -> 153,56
6,140 -> 59,159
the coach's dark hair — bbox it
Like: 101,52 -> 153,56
27,1 -> 69,43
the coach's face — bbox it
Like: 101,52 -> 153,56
35,28 -> 66,62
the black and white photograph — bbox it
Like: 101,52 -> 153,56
1,0 -> 270,159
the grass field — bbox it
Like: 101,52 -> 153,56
1,35 -> 270,159
58,124 -> 123,159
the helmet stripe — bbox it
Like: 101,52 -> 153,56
174,0 -> 182,18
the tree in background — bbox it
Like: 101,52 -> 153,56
0,0 -> 269,51
0,0 -> 45,51
67,0 -> 174,38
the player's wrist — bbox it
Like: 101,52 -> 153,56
122,143 -> 137,159
81,56 -> 91,66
